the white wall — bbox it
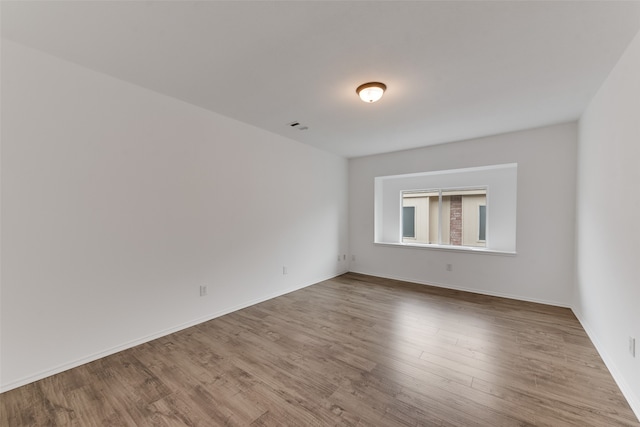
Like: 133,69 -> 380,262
349,122 -> 577,306
0,40 -> 349,391
575,29 -> 640,418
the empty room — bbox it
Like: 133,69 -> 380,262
1,1 -> 639,426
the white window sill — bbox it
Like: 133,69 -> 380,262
374,241 -> 516,256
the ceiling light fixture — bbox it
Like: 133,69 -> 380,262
356,82 -> 386,103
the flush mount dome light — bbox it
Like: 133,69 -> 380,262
356,82 -> 386,103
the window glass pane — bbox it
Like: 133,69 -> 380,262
402,206 -> 415,238
479,205 -> 487,241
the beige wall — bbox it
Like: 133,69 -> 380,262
431,198 -> 446,244
402,196 -> 430,243
462,195 -> 487,247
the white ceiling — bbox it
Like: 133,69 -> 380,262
2,1 -> 640,158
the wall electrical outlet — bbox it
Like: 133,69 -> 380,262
446,263 -> 453,272
343,254 -> 346,261
629,337 -> 636,357
199,285 -> 208,297
283,266 -> 288,275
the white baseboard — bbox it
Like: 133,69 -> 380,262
571,309 -> 640,422
0,271 -> 346,393
347,270 -> 571,308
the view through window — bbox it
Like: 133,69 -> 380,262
401,188 -> 487,247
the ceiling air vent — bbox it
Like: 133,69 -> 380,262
287,121 -> 308,131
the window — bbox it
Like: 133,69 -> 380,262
402,206 -> 416,238
374,163 -> 517,253
401,188 -> 487,248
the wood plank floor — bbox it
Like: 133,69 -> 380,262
1,273 -> 638,426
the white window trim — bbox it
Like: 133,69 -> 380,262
374,163 -> 517,253
374,241 -> 516,256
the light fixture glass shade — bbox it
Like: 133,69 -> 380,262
356,82 -> 386,103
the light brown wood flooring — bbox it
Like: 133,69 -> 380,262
1,273 -> 638,426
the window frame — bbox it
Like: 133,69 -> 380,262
400,186 -> 487,249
